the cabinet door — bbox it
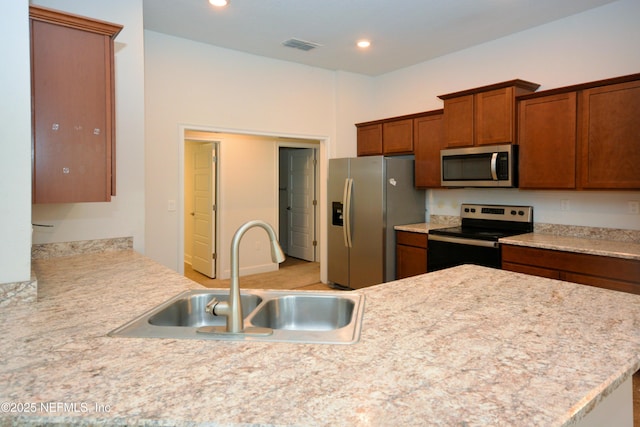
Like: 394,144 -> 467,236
396,244 -> 428,279
518,92 -> 577,189
475,87 -> 514,145
414,113 -> 444,188
382,119 -> 413,154
396,231 -> 428,279
579,80 -> 640,189
357,123 -> 383,156
443,95 -> 474,148
30,6 -> 120,203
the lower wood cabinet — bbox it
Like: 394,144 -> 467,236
396,231 -> 428,279
502,244 -> 640,295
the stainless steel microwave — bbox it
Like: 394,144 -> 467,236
440,144 -> 518,188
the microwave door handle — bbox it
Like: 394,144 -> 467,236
490,152 -> 498,180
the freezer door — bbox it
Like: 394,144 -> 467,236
384,157 -> 425,281
348,156 -> 385,289
327,158 -> 350,287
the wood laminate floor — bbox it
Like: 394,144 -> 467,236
184,256 -> 332,291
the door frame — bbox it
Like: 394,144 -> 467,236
177,124 -> 328,282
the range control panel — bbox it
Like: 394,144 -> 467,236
460,204 -> 533,223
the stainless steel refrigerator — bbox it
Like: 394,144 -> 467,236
328,156 -> 426,289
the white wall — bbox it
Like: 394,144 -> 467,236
0,0 -> 32,284
30,0 -> 146,252
144,31 -> 371,278
371,0 -> 640,230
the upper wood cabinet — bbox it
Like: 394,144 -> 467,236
517,73 -> 640,190
30,5 -> 122,203
382,118 -> 414,154
438,80 -> 540,148
518,92 -> 577,189
580,79 -> 640,189
356,110 -> 444,188
356,123 -> 382,156
414,110 -> 444,188
356,116 -> 414,156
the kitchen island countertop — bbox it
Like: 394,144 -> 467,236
2,249 -> 640,426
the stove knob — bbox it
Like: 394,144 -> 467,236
518,210 -> 525,216
464,208 -> 470,213
471,208 -> 476,213
511,210 -> 517,215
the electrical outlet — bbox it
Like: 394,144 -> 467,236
560,199 -> 570,211
629,201 -> 640,215
167,200 -> 176,212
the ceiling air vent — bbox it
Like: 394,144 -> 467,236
282,38 -> 321,51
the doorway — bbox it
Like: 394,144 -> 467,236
278,146 -> 318,262
179,127 -> 324,282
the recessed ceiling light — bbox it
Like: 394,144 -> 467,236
357,40 -> 371,48
209,0 -> 229,7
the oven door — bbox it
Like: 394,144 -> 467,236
427,235 -> 501,272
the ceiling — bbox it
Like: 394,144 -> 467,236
142,0 -> 618,76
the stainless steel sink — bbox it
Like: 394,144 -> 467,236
147,291 -> 263,327
250,295 -> 355,331
109,289 -> 364,344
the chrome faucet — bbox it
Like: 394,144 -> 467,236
204,220 -> 285,335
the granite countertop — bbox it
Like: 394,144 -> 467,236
2,250 -> 640,426
500,233 -> 640,261
394,222 -> 452,233
395,222 -> 640,261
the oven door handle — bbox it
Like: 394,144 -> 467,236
428,234 -> 499,248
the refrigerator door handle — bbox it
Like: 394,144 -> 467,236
342,178 -> 353,248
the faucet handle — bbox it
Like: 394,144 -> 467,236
205,297 -> 220,315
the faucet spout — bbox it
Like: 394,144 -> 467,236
214,220 -> 285,333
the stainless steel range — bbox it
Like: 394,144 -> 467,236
427,203 -> 533,272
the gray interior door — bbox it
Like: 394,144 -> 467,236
287,148 -> 315,261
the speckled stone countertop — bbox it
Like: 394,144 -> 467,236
394,222 -> 452,233
395,222 -> 640,261
500,233 -> 640,261
2,250 -> 640,426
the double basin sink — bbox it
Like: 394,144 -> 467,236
109,289 -> 365,344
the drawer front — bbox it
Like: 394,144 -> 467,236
502,262 -> 560,280
396,231 -> 428,248
502,245 -> 640,285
